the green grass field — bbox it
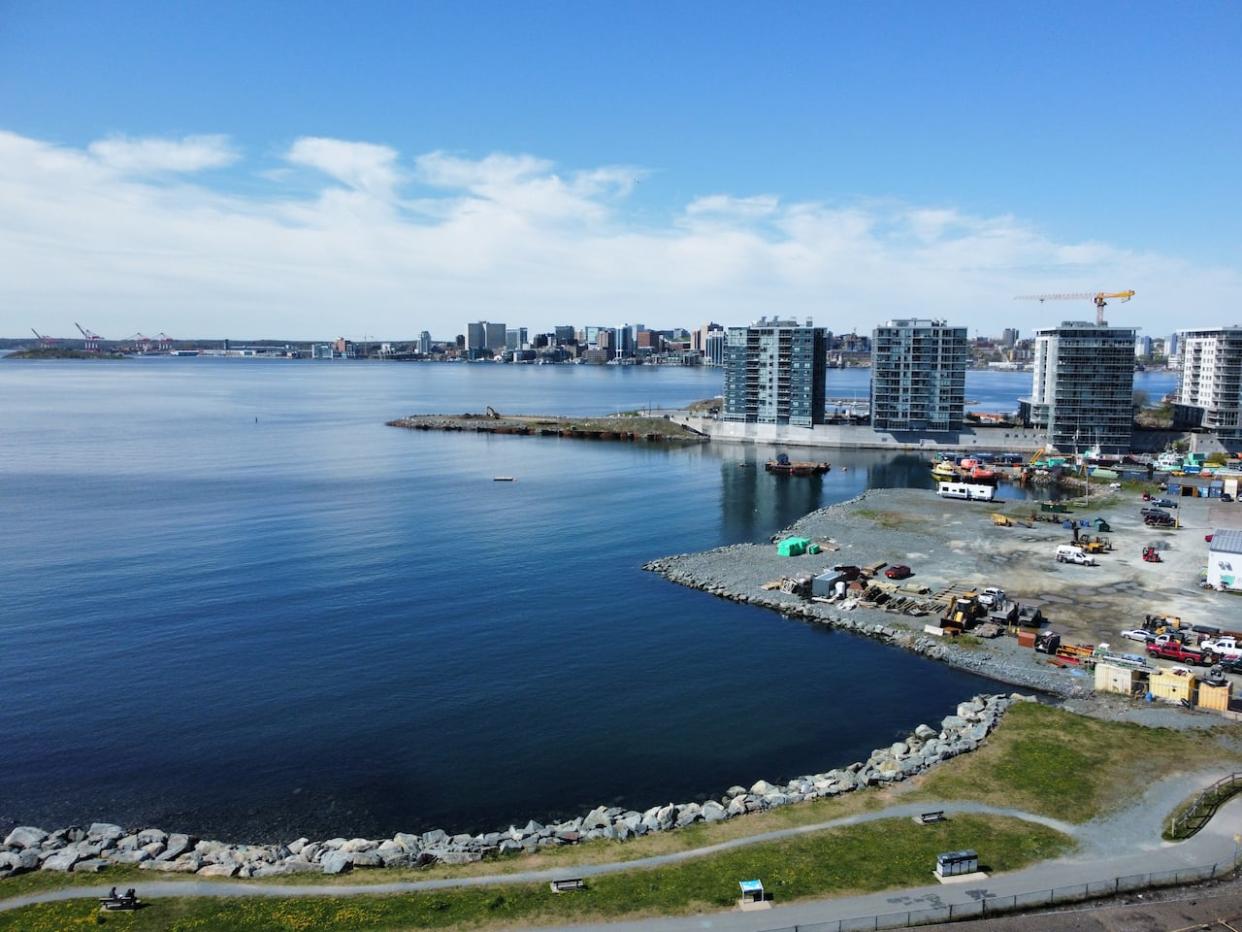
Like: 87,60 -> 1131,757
0,814 -> 1071,932
915,702 -> 1241,821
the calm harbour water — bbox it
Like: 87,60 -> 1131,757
0,360 -> 1176,841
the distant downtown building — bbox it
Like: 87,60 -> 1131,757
466,321 -> 507,359
870,319 -> 967,432
704,329 -> 725,367
418,330 -> 432,355
723,317 -> 828,427
1173,327 -> 1242,439
1021,321 -> 1137,454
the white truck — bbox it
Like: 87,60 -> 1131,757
977,587 -> 1006,609
1198,636 -> 1242,662
1055,544 -> 1097,566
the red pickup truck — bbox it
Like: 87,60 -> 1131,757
1146,642 -> 1206,665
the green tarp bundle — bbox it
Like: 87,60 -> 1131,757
777,537 -> 812,557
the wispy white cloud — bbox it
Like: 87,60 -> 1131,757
286,137 -> 400,198
88,134 -> 238,174
0,129 -> 1236,339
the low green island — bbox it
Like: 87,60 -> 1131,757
4,347 -> 125,360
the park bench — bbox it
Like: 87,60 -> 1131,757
915,810 -> 946,825
549,878 -> 586,893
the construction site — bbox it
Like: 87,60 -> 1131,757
646,483 -> 1242,715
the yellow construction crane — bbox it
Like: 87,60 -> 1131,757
1014,290 -> 1135,326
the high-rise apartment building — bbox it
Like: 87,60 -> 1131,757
693,322 -> 723,353
1174,328 -> 1242,438
418,331 -> 431,355
554,325 -> 576,345
723,317 -> 828,427
1001,327 -> 1019,348
870,319 -> 967,432
1022,321 -> 1137,453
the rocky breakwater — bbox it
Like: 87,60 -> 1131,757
643,542 -> 1080,699
0,694 -> 1023,880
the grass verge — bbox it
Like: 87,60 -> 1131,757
0,814 -> 1071,932
914,702 -> 1242,822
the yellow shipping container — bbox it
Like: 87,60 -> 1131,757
1094,662 -> 1145,697
1198,680 -> 1232,712
1149,669 -> 1198,705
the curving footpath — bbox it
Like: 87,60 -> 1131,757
1,771 -> 1239,932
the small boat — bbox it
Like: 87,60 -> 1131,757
493,476 -> 515,482
931,461 -> 958,479
970,467 -> 996,481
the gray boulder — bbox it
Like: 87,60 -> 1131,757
196,863 -> 237,877
157,834 -> 195,862
750,779 -> 776,795
3,827 -> 47,849
581,807 -> 610,830
341,838 -> 376,853
88,823 -> 124,843
110,849 -> 151,864
724,785 -> 748,798
41,850 -> 82,872
137,828 -> 168,846
73,859 -> 109,873
702,801 -> 727,822
420,829 -> 447,847
117,834 -> 141,851
321,851 -> 353,875
349,850 -> 383,868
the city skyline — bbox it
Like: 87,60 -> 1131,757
3,2 -> 1241,339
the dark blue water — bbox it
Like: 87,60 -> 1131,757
0,360 -> 1168,842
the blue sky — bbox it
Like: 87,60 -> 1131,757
2,1 -> 1240,338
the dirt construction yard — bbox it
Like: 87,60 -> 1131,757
846,489 -> 1238,646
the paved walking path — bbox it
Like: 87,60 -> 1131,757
1,770 -> 1238,932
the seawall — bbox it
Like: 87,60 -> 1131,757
1,694 -> 1021,879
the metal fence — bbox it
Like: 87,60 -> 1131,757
1167,771 -> 1242,839
761,857 -> 1237,932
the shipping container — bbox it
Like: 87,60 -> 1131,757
1095,662 -> 1146,697
1149,669 -> 1198,704
1199,681 -> 1232,712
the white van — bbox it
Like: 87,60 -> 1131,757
1055,545 -> 1096,566
937,482 -> 995,502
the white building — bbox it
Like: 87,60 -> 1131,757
870,319 -> 967,432
1174,328 -> 1242,439
1207,529 -> 1242,591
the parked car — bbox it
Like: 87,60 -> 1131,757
1152,498 -> 1178,508
1145,513 -> 1176,527
1121,628 -> 1156,643
1141,506 -> 1171,518
1222,493 -> 1234,503
1147,641 -> 1207,665
884,564 -> 912,580
1056,544 -> 1097,566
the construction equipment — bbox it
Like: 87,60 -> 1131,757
1142,546 -> 1162,563
991,513 -> 1013,527
1014,290 -> 1136,326
74,322 -> 102,352
941,592 -> 986,633
1082,536 -> 1112,555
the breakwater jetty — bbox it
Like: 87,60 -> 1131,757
1,694 -> 1021,879
642,489 -> 1088,698
388,411 -> 707,443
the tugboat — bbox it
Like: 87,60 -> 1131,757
931,460 -> 958,480
765,453 -> 831,476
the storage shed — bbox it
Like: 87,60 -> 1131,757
1094,662 -> 1147,698
1207,529 -> 1242,591
1149,668 -> 1198,705
812,572 -> 848,598
777,537 -> 811,557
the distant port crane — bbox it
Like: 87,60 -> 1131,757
155,332 -> 173,351
1014,290 -> 1136,326
75,322 -> 103,352
30,328 -> 57,347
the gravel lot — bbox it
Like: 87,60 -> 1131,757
648,486 -> 1242,726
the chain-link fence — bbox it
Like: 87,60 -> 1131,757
761,857 -> 1236,932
